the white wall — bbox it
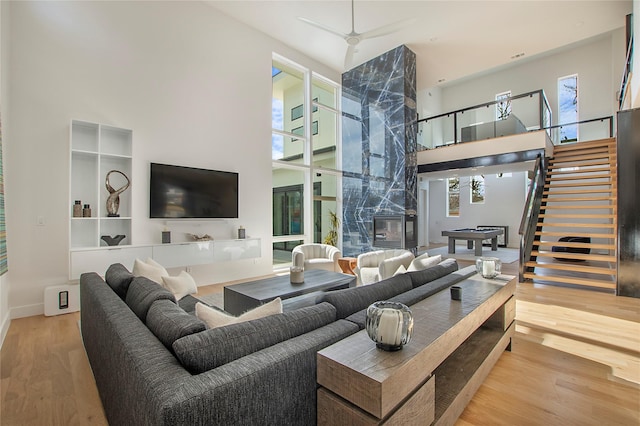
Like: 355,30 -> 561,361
3,1 -> 339,318
439,30 -> 624,125
427,172 -> 527,248
0,0 -> 10,346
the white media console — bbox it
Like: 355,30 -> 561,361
69,238 -> 261,280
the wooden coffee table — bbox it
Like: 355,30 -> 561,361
317,273 -> 516,425
224,269 -> 356,315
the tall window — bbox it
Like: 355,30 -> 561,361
558,74 -> 578,142
446,177 -> 460,217
495,91 -> 511,120
470,176 -> 485,204
272,55 -> 341,268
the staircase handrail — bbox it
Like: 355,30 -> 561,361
519,154 -> 546,281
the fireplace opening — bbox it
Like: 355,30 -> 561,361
373,214 -> 417,250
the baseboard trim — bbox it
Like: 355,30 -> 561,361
11,303 -> 44,320
0,310 -> 10,350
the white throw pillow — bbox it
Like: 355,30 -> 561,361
407,254 -> 442,272
161,271 -> 197,300
394,264 -> 407,276
133,258 -> 169,284
195,297 -> 283,329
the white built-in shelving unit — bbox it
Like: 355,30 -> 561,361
69,120 -> 133,249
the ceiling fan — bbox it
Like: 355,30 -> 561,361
299,0 -> 413,69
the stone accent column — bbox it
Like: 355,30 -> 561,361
341,45 -> 417,257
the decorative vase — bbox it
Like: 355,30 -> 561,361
290,266 -> 304,284
83,204 -> 91,217
476,257 -> 501,279
105,170 -> 131,217
73,200 -> 82,217
101,235 -> 126,246
365,301 -> 413,351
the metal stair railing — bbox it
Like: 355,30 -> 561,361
519,154 -> 546,282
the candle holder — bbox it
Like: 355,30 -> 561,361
475,257 -> 501,279
365,301 -> 413,351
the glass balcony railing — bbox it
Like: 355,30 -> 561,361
418,90 -> 551,150
418,90 -> 615,150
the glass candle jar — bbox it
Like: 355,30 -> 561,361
290,266 -> 304,284
476,257 -> 501,279
365,301 -> 413,351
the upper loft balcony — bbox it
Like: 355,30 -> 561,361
417,90 -> 614,172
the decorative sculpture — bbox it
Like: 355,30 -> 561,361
101,235 -> 126,246
105,170 -> 131,217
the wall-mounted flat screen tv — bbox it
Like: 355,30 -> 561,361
149,163 -> 238,219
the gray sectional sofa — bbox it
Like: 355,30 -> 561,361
80,258 -> 475,425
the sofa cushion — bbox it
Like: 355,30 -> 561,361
345,264 -> 475,329
407,254 -> 442,272
104,263 -> 135,300
406,258 -> 459,289
132,258 -> 169,284
146,299 -> 206,350
195,298 -> 283,329
391,265 -> 475,308
125,276 -> 176,322
161,271 -> 198,300
319,274 -> 413,319
172,302 -> 338,374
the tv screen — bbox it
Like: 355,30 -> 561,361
149,163 -> 238,219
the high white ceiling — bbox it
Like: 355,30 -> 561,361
206,0 -> 631,89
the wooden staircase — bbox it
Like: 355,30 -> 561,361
524,138 -> 617,290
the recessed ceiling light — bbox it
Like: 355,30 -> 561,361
511,52 -> 525,59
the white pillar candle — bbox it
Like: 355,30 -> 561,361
376,308 -> 404,347
482,260 -> 495,277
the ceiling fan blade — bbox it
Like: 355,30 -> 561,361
359,18 -> 415,40
344,44 -> 357,69
298,17 -> 348,40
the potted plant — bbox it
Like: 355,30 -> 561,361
323,210 -> 340,246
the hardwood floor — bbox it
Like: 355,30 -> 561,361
1,265 -> 639,425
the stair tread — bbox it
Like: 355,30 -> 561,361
544,181 -> 612,188
523,272 -> 616,289
525,261 -> 617,276
535,240 -> 616,250
531,250 -> 616,262
543,189 -> 614,195
549,153 -> 615,163
535,231 -> 616,239
537,222 -> 615,228
538,213 -> 616,219
553,139 -> 615,151
541,196 -> 614,202
546,174 -> 613,182
540,205 -> 615,210
547,166 -> 613,175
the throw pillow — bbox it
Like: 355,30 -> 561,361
407,254 -> 442,272
161,271 -> 198,300
394,264 -> 407,276
195,297 -> 283,329
133,258 -> 169,284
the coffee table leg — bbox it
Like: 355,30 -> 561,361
491,237 -> 498,251
448,237 -> 456,253
474,239 -> 483,256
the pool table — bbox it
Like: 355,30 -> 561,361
441,228 -> 504,256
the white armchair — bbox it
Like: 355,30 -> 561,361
355,249 -> 415,285
292,243 -> 342,273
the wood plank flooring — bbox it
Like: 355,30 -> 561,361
1,269 -> 639,425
